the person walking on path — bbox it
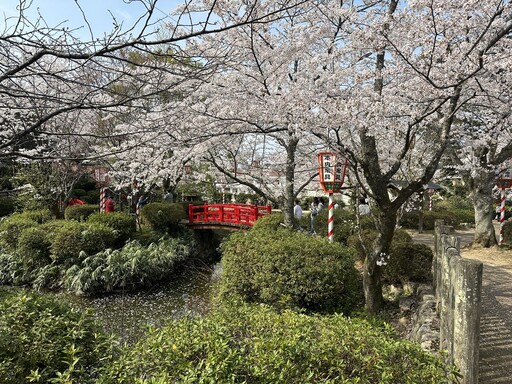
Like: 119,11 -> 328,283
294,199 -> 303,230
294,200 -> 303,220
318,197 -> 325,213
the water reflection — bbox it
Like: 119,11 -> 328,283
85,263 -> 217,345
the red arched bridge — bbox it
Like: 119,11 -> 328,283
188,203 -> 272,230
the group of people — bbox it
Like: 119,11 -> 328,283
293,197 -> 325,234
293,196 -> 370,234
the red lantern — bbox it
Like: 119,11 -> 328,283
317,152 -> 347,193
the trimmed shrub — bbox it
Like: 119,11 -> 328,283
384,242 -> 434,284
81,223 -> 117,255
0,216 -> 38,250
309,208 -> 360,244
400,207 -> 474,230
87,212 -> 136,244
0,291 -> 115,384
15,209 -> 53,224
0,196 -> 15,217
252,212 -> 285,231
17,226 -> 52,267
0,252 -> 25,285
62,236 -> 195,294
220,226 -> 361,314
98,303 -> 457,384
140,202 -> 187,232
347,229 -> 412,261
65,204 -> 100,221
50,220 -> 86,265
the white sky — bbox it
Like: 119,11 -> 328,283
0,0 -> 183,40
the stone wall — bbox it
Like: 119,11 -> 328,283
433,220 -> 483,384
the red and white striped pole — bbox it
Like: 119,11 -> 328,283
499,188 -> 506,245
136,203 -> 141,230
328,193 -> 334,242
99,187 -> 106,213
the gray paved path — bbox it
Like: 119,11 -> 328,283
409,226 -> 512,383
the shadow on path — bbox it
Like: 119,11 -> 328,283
409,226 -> 512,383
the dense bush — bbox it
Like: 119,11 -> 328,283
140,202 -> 187,232
308,208 -> 362,244
348,228 -> 413,261
98,302 -> 457,384
0,215 -> 38,249
87,212 -> 136,244
81,223 -> 117,254
0,196 -> 15,217
63,236 -> 196,294
0,290 -> 115,384
65,204 -> 100,221
252,211 -> 286,231
400,204 -> 474,230
17,226 -> 53,269
220,225 -> 361,313
50,220 -> 86,265
384,242 -> 434,284
15,209 -> 53,224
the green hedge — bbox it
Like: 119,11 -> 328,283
220,224 -> 361,314
0,291 -> 115,384
400,208 -> 474,230
87,212 -> 136,244
15,209 -> 53,224
140,202 -> 187,232
0,216 -> 38,250
17,226 -> 53,268
384,242 -> 433,284
98,303 -> 457,384
64,204 -> 99,221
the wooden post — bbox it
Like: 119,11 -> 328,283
452,258 -> 482,384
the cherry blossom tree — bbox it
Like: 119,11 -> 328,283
446,62 -> 512,247
0,0 -> 306,162
303,0 -> 512,312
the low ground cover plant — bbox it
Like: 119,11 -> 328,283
0,290 -> 115,384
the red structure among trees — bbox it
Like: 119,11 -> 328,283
188,204 -> 271,229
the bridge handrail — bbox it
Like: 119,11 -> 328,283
188,203 -> 271,227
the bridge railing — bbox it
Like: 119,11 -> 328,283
188,203 -> 272,227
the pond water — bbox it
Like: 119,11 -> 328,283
75,262 -> 220,345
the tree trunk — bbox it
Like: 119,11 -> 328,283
282,135 -> 299,227
363,207 -> 397,314
470,169 -> 498,247
363,257 -> 383,315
